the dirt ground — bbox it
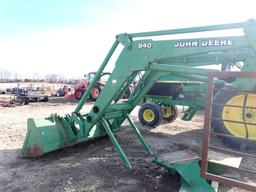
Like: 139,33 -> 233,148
0,96 -> 253,192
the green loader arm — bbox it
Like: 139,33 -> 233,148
22,19 -> 256,160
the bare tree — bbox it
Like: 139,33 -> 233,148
45,74 -> 59,83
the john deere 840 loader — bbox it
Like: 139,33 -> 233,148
21,19 -> 256,191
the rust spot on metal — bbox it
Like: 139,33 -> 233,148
25,145 -> 43,157
65,141 -> 79,147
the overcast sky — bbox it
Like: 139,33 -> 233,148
0,0 -> 255,78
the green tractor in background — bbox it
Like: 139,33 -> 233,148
138,80 -> 207,127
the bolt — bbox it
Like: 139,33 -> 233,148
246,113 -> 252,118
155,175 -> 162,189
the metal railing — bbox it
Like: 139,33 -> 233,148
201,71 -> 256,191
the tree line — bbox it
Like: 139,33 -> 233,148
0,69 -> 78,84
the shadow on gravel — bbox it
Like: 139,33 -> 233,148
47,96 -> 78,105
47,96 -> 97,105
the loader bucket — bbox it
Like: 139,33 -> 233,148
21,117 -> 72,157
21,114 -> 111,157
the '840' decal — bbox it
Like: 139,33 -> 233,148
138,43 -> 152,49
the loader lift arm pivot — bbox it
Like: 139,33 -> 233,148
22,19 -> 256,191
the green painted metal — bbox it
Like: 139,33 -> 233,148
145,95 -> 202,107
154,158 -> 214,192
144,50 -> 255,120
143,49 -> 250,122
21,19 -> 256,191
21,114 -> 107,156
101,118 -> 132,169
22,19 -> 256,162
182,106 -> 199,121
74,40 -> 119,113
149,64 -> 217,76
173,161 -> 214,192
144,79 -> 207,121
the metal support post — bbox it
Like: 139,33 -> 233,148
126,113 -> 154,156
101,118 -> 132,169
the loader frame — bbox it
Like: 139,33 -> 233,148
21,19 -> 256,191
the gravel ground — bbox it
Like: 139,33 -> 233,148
0,95 -> 254,192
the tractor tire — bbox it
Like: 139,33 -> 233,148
138,103 -> 163,128
90,85 -> 101,101
162,105 -> 178,123
74,88 -> 85,100
39,96 -> 49,102
17,96 -> 29,105
212,88 -> 256,148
